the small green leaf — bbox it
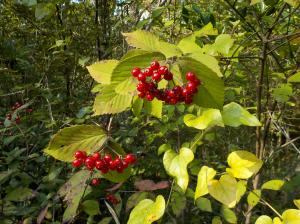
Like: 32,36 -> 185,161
212,216 -> 223,224
123,30 -> 182,58
214,34 -> 234,55
195,166 -> 216,200
127,195 -> 165,224
222,102 -> 261,127
87,60 -> 118,84
6,187 -> 35,201
44,125 -> 107,162
288,71 -> 300,83
171,191 -> 186,217
184,109 -> 224,130
221,206 -> 237,224
247,190 -> 261,207
272,84 -> 293,103
255,215 -> 273,224
262,180 -> 285,191
132,96 -> 143,117
158,143 -> 172,156
144,98 -> 163,118
163,148 -> 194,192
208,174 -> 238,208
196,197 -> 212,212
82,200 -> 100,216
226,150 -> 263,179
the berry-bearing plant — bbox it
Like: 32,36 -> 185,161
44,27 -> 300,223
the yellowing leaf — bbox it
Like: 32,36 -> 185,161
236,180 -> 247,203
255,215 -> 273,224
184,109 -> 224,130
247,190 -> 261,207
123,30 -> 182,58
294,199 -> 300,209
127,195 -> 165,224
222,102 -> 261,127
190,53 -> 223,77
273,217 -> 282,224
226,150 -> 263,179
163,148 -> 194,192
282,209 -> 300,224
87,60 -> 118,84
195,166 -> 217,200
44,125 -> 107,162
262,180 -> 285,191
208,174 -> 238,208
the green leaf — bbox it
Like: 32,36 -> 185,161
221,206 -> 237,224
82,200 -> 100,216
35,3 -> 54,20
87,60 -> 118,84
94,166 -> 131,183
127,195 -> 165,224
171,191 -> 186,217
93,51 -> 164,115
123,30 -> 182,58
163,148 -> 194,192
20,0 -> 37,6
272,84 -> 293,103
190,53 -> 222,77
0,170 -> 15,184
214,34 -> 234,55
255,215 -> 273,224
44,125 -> 107,162
184,109 -> 224,130
251,0 -> 262,5
262,180 -> 285,191
247,190 -> 261,207
132,96 -> 143,117
222,102 -> 261,127
195,166 -> 217,200
158,143 -> 172,156
144,98 -> 163,118
58,170 -> 91,223
196,197 -> 212,212
236,180 -> 247,203
178,57 -> 224,109
288,72 -> 300,83
226,150 -> 263,179
212,216 -> 223,224
284,0 -> 299,7
208,174 -> 238,208
6,187 -> 35,202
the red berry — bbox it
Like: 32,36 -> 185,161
15,116 -> 21,124
150,61 -> 160,70
125,154 -> 137,164
137,82 -> 148,92
116,165 -> 124,173
186,82 -> 197,93
131,67 -> 141,77
170,98 -> 178,105
186,72 -> 196,81
138,92 -> 146,98
95,159 -> 105,170
74,150 -> 87,159
184,96 -> 193,104
166,90 -> 175,98
152,72 -> 161,81
114,158 -> 122,167
109,160 -> 117,170
143,68 -> 153,77
92,152 -> 101,160
72,159 -> 82,168
182,88 -> 189,97
91,178 -> 101,186
122,160 -> 129,169
193,78 -> 201,86
148,82 -> 157,90
101,166 -> 109,174
146,94 -> 154,101
137,73 -> 146,82
103,154 -> 112,164
14,102 -> 21,109
158,66 -> 168,75
173,86 -> 182,95
163,72 -> 173,80
85,157 -> 95,170
26,108 -> 33,113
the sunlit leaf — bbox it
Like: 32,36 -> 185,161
282,209 -> 300,223
163,148 -> 194,192
144,98 -> 163,118
294,199 -> 300,209
288,72 -> 300,83
208,174 -> 238,208
272,84 -> 293,103
247,190 -> 261,207
195,166 -> 217,200
214,34 -> 234,55
87,60 -> 118,84
226,150 -> 263,179
262,180 -> 285,191
127,195 -> 165,224
255,215 -> 273,224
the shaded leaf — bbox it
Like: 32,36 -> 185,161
6,187 -> 35,202
82,200 -> 100,216
221,205 -> 237,224
196,197 -> 212,212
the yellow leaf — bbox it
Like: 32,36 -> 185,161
294,199 -> 300,209
282,209 -> 300,224
226,150 -> 263,179
195,166 -> 216,200
255,215 -> 272,224
236,180 -> 247,203
273,217 -> 282,224
208,175 -> 238,208
247,190 -> 261,208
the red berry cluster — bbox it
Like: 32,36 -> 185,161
106,193 -> 120,204
131,61 -> 201,105
72,150 -> 137,174
1,102 -> 33,126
